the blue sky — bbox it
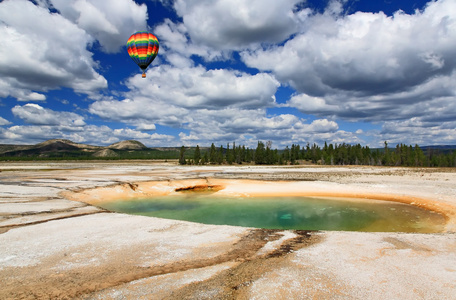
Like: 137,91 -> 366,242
1,0 -> 455,148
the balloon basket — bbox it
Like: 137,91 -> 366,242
142,73 -> 146,78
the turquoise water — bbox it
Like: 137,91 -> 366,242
99,195 -> 446,233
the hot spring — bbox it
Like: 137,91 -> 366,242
97,193 -> 446,233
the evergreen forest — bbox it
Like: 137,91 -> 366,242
179,141 -> 456,167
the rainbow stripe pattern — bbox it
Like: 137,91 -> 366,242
127,31 -> 159,77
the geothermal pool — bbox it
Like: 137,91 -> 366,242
98,194 -> 446,233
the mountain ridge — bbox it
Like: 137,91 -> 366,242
0,139 -> 158,158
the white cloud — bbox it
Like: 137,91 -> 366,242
90,64 -> 279,125
307,119 -> 339,133
113,128 -> 174,144
135,123 -> 157,131
12,104 -> 86,127
380,118 -> 456,146
165,53 -> 194,69
173,107 -> 346,148
0,0 -> 107,100
173,0 -> 307,49
44,0 -> 148,53
88,63 -> 282,146
129,65 -> 280,109
89,97 -> 189,127
224,113 -> 299,132
242,0 -> 456,123
288,70 -> 456,123
287,94 -> 341,114
153,0 -> 310,65
154,19 -> 226,65
0,116 -> 11,126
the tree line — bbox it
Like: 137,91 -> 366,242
179,141 -> 456,167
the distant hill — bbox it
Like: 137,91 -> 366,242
375,145 -> 456,155
0,139 -> 101,159
422,145 -> 456,149
108,140 -> 147,150
0,139 -> 101,155
421,145 -> 456,154
0,139 -> 179,160
0,144 -> 30,154
36,139 -> 101,150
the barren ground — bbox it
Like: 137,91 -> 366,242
1,161 -> 455,299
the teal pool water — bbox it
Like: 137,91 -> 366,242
99,195 -> 446,233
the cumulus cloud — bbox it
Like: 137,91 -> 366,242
287,94 -> 341,115
380,118 -> 456,146
221,112 -> 300,133
43,0 -> 148,53
112,128 -> 173,142
90,64 -> 279,122
135,123 -> 157,131
129,65 -> 280,109
0,0 -> 107,100
12,104 -> 86,127
176,113 -> 294,147
154,19 -> 226,66
307,119 -> 339,133
172,107 -> 347,148
145,0 -> 456,147
242,0 -> 456,123
0,116 -> 12,126
173,0 -> 307,49
89,63 -> 283,145
288,71 -> 456,123
89,97 -> 189,128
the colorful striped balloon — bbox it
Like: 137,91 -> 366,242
127,31 -> 159,78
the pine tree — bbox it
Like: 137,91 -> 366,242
383,141 -> 390,166
244,147 -> 252,163
209,143 -> 217,164
255,141 -> 266,164
283,146 -> 290,163
226,143 -> 234,164
179,146 -> 186,165
201,151 -> 208,164
217,145 -> 224,164
239,145 -> 246,163
235,144 -> 242,164
292,144 -> 300,164
194,145 -> 201,165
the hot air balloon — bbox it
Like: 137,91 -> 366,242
127,31 -> 159,78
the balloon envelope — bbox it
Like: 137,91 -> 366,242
127,31 -> 159,78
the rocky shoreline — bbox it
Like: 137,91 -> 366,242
1,162 -> 455,299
